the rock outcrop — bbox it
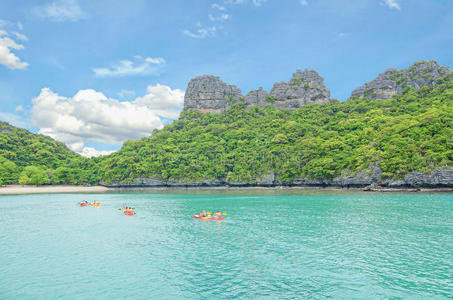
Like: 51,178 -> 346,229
269,69 -> 331,110
383,168 -> 453,188
184,69 -> 331,113
184,75 -> 242,114
243,87 -> 269,108
103,167 -> 453,189
350,61 -> 450,101
332,165 -> 382,187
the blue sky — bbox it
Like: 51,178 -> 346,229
0,0 -> 452,156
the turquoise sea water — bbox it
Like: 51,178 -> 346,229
1,191 -> 452,299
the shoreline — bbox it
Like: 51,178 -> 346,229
0,185 -> 111,195
1,184 -> 453,195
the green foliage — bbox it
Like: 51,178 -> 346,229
266,94 -> 276,103
0,122 -> 80,168
0,156 -> 20,184
19,166 -> 50,185
0,122 -> 96,185
2,70 -> 453,186
96,73 -> 453,184
290,78 -> 303,86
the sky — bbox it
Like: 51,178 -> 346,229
1,0 -> 452,156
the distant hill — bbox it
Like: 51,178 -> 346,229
2,60 -> 453,188
0,121 -> 79,168
97,61 -> 453,188
0,122 -> 98,185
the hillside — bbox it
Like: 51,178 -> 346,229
1,61 -> 453,188
0,122 -> 97,185
97,64 -> 453,187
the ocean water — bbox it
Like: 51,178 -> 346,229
0,191 -> 452,299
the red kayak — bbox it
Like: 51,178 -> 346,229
193,215 -> 224,220
79,203 -> 88,207
124,211 -> 136,216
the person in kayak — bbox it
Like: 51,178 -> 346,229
215,211 -> 221,218
200,210 -> 207,217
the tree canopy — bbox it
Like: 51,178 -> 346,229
1,72 -> 452,186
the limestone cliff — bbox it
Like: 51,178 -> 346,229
350,61 -> 450,100
183,75 -> 242,114
183,69 -> 331,113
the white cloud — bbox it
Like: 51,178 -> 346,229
145,57 -> 165,64
15,105 -> 24,111
208,14 -> 230,22
35,0 -> 86,22
212,3 -> 226,10
93,56 -> 165,77
12,32 -> 28,41
0,30 -> 29,70
300,0 -> 308,6
134,84 -> 185,119
183,27 -> 217,39
384,0 -> 401,10
224,0 -> 246,4
80,147 -> 115,158
31,84 -> 185,155
252,0 -> 267,6
118,89 -> 136,98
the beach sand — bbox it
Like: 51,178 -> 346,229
0,185 -> 111,195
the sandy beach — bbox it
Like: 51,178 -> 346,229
0,185 -> 111,195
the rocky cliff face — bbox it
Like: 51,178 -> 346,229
184,75 -> 242,114
269,69 -> 331,110
184,69 -> 331,113
350,61 -> 450,101
104,167 -> 453,189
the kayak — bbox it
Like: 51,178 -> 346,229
193,215 -> 224,220
90,203 -> 100,207
80,203 -> 87,207
124,211 -> 136,216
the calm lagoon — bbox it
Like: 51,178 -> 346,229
1,192 -> 452,299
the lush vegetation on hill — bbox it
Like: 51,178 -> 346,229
97,74 -> 453,184
0,122 -> 98,185
1,72 -> 452,186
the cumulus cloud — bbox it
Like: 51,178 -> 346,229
384,0 -> 401,10
35,0 -> 86,22
31,84 -> 184,156
0,30 -> 29,70
134,84 -> 185,119
93,56 -> 165,77
80,147 -> 115,158
183,26 -> 217,39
